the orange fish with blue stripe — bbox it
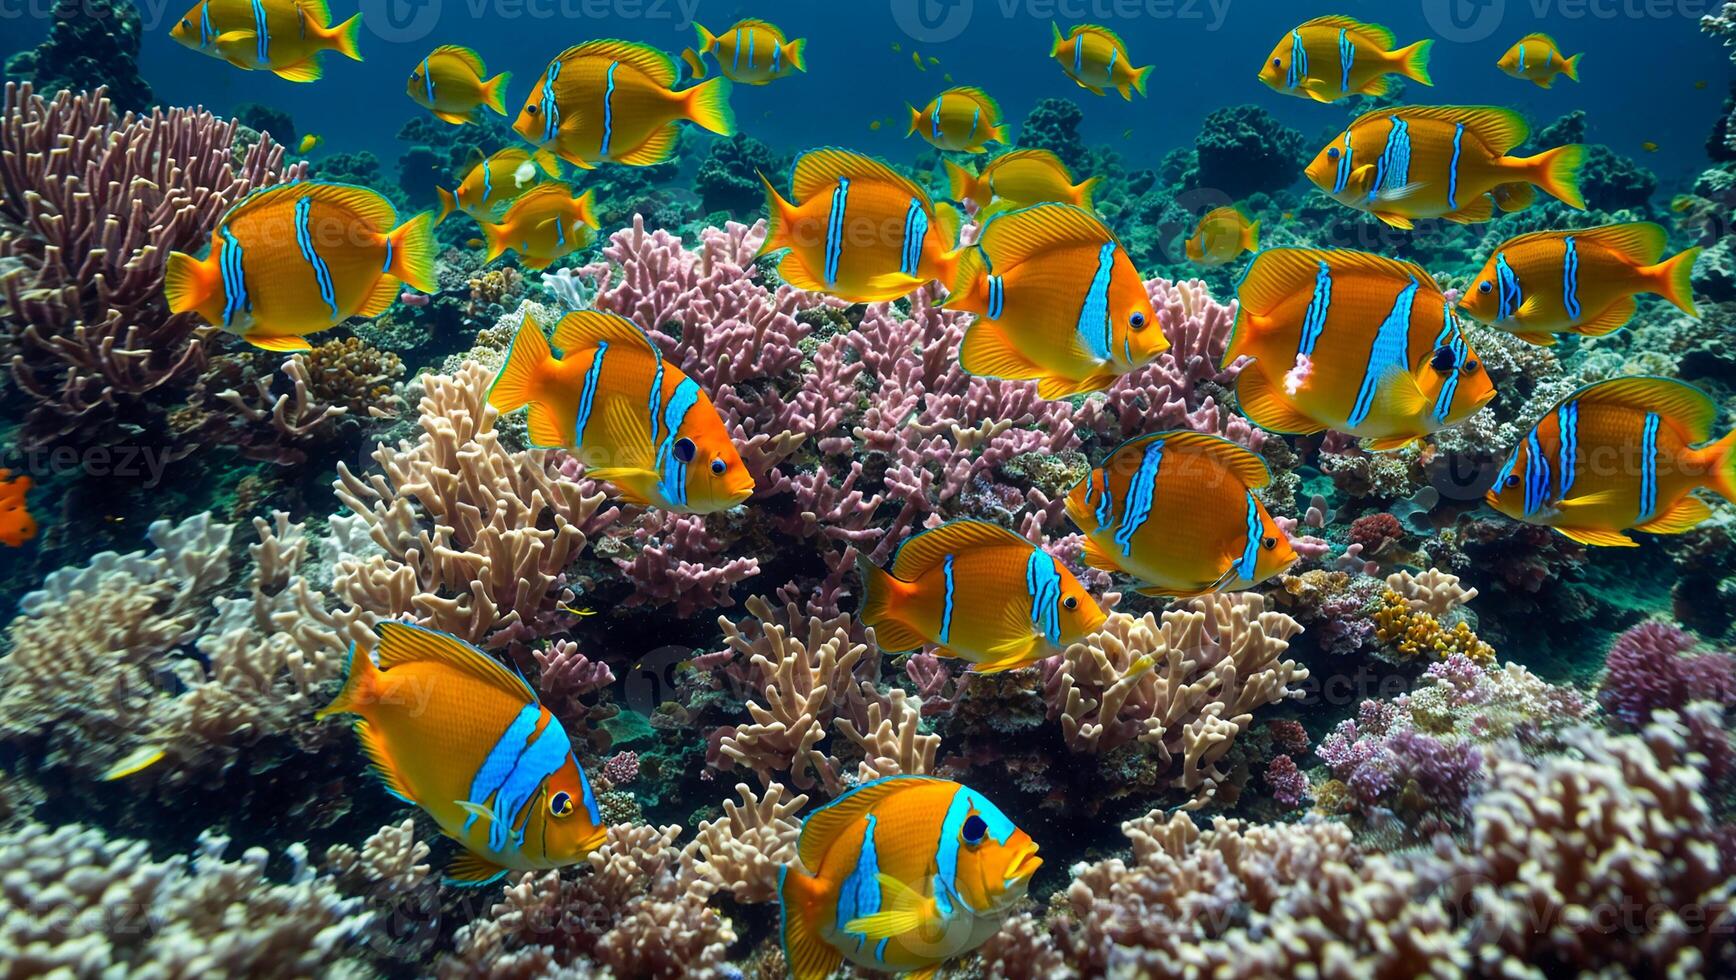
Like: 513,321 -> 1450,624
436,147 -> 562,227
1066,431 -> 1298,597
164,181 -> 436,352
1227,248 -> 1497,451
1185,206 -> 1260,266
1305,106 -> 1585,228
317,622 -> 607,886
1049,23 -> 1151,99
1457,222 -> 1701,346
758,148 -> 964,303
488,311 -> 754,513
407,45 -> 512,126
1487,377 -> 1736,547
943,149 -> 1097,215
779,775 -> 1042,980
682,19 -> 806,84
946,203 -> 1167,399
907,86 -> 1005,153
856,520 -> 1107,673
0,469 -> 35,548
1498,33 -> 1582,88
514,40 -> 733,169
168,0 -> 361,82
476,183 -> 599,270
1258,15 -> 1433,103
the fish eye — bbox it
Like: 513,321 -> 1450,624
1462,359 -> 1481,375
525,104 -> 540,115
1272,58 -> 1282,67
962,814 -> 988,845
1327,147 -> 1340,160
181,17 -> 191,27
1478,280 -> 1493,294
549,791 -> 573,817
710,458 -> 727,476
1063,595 -> 1078,610
1129,311 -> 1147,330
1503,474 -> 1521,489
1262,536 -> 1277,550
1430,346 -> 1457,373
674,438 -> 697,463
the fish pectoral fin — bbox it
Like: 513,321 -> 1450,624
844,873 -> 940,940
1553,525 -> 1638,548
1367,366 -> 1431,431
1513,330 -> 1559,347
432,108 -> 476,126
1234,369 -> 1326,436
443,850 -> 511,887
960,321 -> 1047,381
1370,211 -> 1415,230
244,333 -> 314,352
613,124 -> 681,166
971,634 -> 1042,674
773,254 -> 830,294
454,799 -> 494,824
1635,496 -> 1713,535
906,969 -> 939,980
1574,296 -> 1637,337
272,58 -> 324,83
1363,434 -> 1421,453
1078,534 -> 1123,574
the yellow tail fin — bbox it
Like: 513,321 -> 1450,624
316,641 -> 379,720
683,76 -> 734,135
482,71 -> 512,115
1702,429 -> 1736,503
1518,143 -> 1586,209
944,159 -> 981,207
1244,218 -> 1262,253
1393,39 -> 1434,85
693,22 -> 717,55
784,38 -> 807,72
1133,63 -> 1154,97
489,316 -> 552,415
757,172 -> 794,255
435,187 -> 456,227
1646,246 -> 1701,317
163,250 -> 216,321
385,212 -> 437,293
325,13 -> 363,61
906,103 -> 922,137
1563,51 -> 1583,82
854,553 -> 926,652
1074,175 -> 1100,210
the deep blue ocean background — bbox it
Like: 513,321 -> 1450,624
3,0 -> 1730,193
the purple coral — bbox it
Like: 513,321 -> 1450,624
1263,754 -> 1308,808
601,750 -> 640,787
1598,622 -> 1736,726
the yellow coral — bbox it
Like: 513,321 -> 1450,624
1372,590 -> 1495,665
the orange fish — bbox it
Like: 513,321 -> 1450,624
1305,106 -> 1585,228
1185,206 -> 1260,266
407,45 -> 512,125
1457,223 -> 1701,346
1258,15 -> 1433,102
780,775 -> 1042,980
856,520 -> 1107,673
1487,377 -> 1735,547
165,182 -> 436,352
1227,248 -> 1497,451
1049,22 -> 1151,99
682,19 -> 806,85
1497,33 -> 1582,88
946,204 -> 1166,399
1066,431 -> 1297,596
436,147 -> 562,227
476,183 -> 599,270
943,149 -> 1097,214
0,470 -> 36,548
168,0 -> 361,82
514,40 -> 733,169
317,622 -> 607,885
488,311 -> 754,513
906,86 -> 1006,153
759,148 -> 963,303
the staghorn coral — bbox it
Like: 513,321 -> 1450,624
683,781 -> 806,904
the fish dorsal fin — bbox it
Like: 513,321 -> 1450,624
1110,430 -> 1271,489
505,181 -> 579,216
463,147 -> 488,172
1519,32 -> 1560,48
987,148 -> 1070,178
374,622 -> 537,702
797,775 -> 942,870
1070,22 -> 1130,53
1570,376 -> 1716,442
431,44 -> 487,75
223,180 -> 398,230
939,86 -> 1003,122
890,519 -> 1031,579
1298,14 -> 1395,46
1236,247 -> 1432,317
1555,222 -> 1666,265
977,203 -> 1113,270
551,310 -> 657,356
559,40 -> 677,87
791,148 -> 930,206
732,18 -> 785,41
1364,105 -> 1529,154
294,0 -> 331,26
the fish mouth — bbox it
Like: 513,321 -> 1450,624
1004,844 -> 1043,883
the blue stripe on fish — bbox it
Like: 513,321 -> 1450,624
572,751 -> 601,824
1370,116 -> 1411,203
1562,235 -> 1582,321
1287,29 -> 1307,89
1338,28 -> 1353,92
1093,467 -> 1115,526
382,234 -> 393,273
462,703 -> 540,847
746,29 -> 754,69
1638,411 -> 1660,522
485,716 -> 572,852
1447,122 -> 1465,211
900,197 -> 928,277
874,938 -> 889,964
540,60 -> 563,143
655,377 -> 701,507
422,57 -> 435,105
1234,492 -> 1262,581
1523,425 -> 1552,517
986,274 -> 1005,320
1518,42 -> 1527,73
573,341 -> 608,444
1298,260 -> 1333,357
600,61 -> 620,158
1073,36 -> 1083,75
836,813 -> 881,955
646,347 -> 665,446
932,95 -> 944,142
1025,549 -> 1062,647
199,0 -> 213,48
938,554 -> 957,644
1332,130 -> 1355,195
772,41 -> 781,72
481,158 -> 493,203
1348,277 -> 1419,428
219,225 -> 249,327
1495,252 -> 1522,321
1431,302 -> 1465,423
1493,446 -> 1520,498
1557,399 -> 1579,498
968,105 -> 980,142
292,196 -> 339,320
251,0 -> 268,65
1075,240 -> 1117,362
733,29 -> 742,72
1113,437 -> 1165,557
1105,44 -> 1117,80
824,177 -> 849,287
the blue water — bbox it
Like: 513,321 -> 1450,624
6,1 -> 1730,190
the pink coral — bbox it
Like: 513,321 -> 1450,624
601,750 -> 640,787
1263,754 -> 1308,808
1598,621 -> 1736,727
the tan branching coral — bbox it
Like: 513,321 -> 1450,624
836,684 -> 940,780
323,819 -> 433,898
1041,593 -> 1308,805
1386,568 -> 1478,616
685,782 -> 807,904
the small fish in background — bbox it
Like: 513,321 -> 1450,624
297,133 -> 323,154
682,19 -> 806,85
928,55 -> 939,66
164,182 -> 435,351
168,0 -> 362,82
317,622 -> 607,886
407,45 -> 512,125
1122,127 -> 1133,139
1641,141 -> 1659,152
856,520 -> 1107,672
514,40 -> 733,169
890,42 -> 901,53
1497,32 -> 1582,88
1695,79 -> 1709,89
758,148 -> 964,303
1306,105 -> 1585,228
943,72 -> 953,83
1184,205 -> 1260,266
1258,15 -> 1432,102
1487,377 -> 1736,547
1457,223 -> 1701,345
0,469 -> 36,548
944,148 -> 1097,214
912,50 -> 925,71
1671,195 -> 1696,213
1049,22 -> 1151,99
780,775 -> 1043,980
1281,210 -> 1295,220
1227,248 -> 1496,451
436,146 -> 561,226
907,86 -> 1006,153
868,119 -> 881,131
475,183 -> 599,270
946,203 -> 1166,399
489,311 -> 755,513
1066,431 -> 1297,597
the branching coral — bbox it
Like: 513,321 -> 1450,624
1597,620 -> 1736,727
1373,568 -> 1495,665
684,781 -> 806,904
